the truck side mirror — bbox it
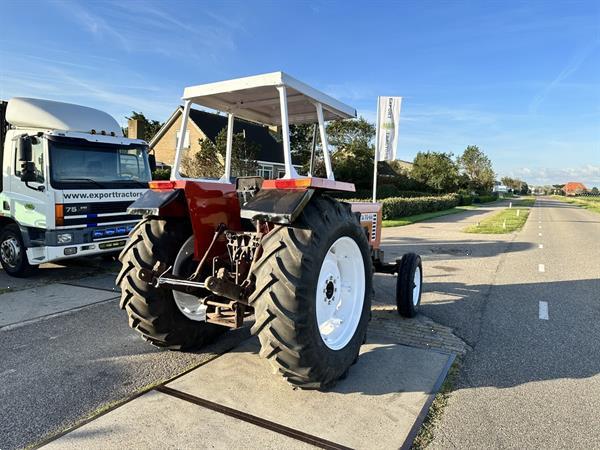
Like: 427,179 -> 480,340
17,136 -> 32,162
148,153 -> 157,172
20,162 -> 37,182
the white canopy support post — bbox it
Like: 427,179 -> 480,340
276,85 -> 299,179
172,100 -> 192,180
315,102 -> 334,181
220,113 -> 234,182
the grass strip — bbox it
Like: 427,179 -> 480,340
552,195 -> 600,214
382,206 -> 477,228
412,358 -> 462,449
463,198 -> 533,233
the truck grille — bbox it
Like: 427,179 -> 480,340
62,201 -> 140,227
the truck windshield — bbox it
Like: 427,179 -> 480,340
49,140 -> 151,189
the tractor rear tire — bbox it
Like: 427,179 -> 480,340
250,196 -> 372,389
117,218 -> 224,350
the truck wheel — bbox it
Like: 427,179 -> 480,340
117,218 -> 224,349
0,224 -> 37,277
250,196 -> 372,389
396,253 -> 423,318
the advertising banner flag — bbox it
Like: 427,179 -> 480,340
375,96 -> 402,161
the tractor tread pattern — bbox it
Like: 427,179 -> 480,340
249,195 -> 372,389
117,218 -> 223,350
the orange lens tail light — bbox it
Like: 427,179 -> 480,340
55,204 -> 64,226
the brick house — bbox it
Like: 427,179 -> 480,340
564,182 -> 587,196
149,106 -> 300,179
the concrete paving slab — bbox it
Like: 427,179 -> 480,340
60,273 -> 120,293
0,283 -> 118,327
166,337 -> 452,449
43,390 -> 312,450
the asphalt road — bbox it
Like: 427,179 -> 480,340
0,278 -> 249,450
427,197 -> 600,448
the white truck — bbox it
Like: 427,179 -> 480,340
0,97 -> 152,277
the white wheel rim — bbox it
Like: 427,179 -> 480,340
173,237 -> 207,322
413,266 -> 421,306
315,236 -> 365,350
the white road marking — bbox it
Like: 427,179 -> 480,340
538,264 -> 545,272
539,244 -> 544,249
539,301 -> 549,320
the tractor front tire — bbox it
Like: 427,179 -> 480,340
250,196 -> 372,389
396,252 -> 423,318
117,218 -> 224,349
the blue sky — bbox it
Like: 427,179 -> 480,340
1,0 -> 599,186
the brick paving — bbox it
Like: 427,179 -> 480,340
369,306 -> 470,355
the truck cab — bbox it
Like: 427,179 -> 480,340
0,97 -> 151,276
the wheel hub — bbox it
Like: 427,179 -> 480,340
1,238 -> 21,269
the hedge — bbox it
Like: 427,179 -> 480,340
380,194 -> 460,220
473,193 -> 498,204
333,187 -> 432,200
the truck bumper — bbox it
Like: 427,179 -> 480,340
26,238 -> 127,265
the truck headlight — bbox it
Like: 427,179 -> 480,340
57,233 -> 73,244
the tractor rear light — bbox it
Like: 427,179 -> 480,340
262,178 -> 312,189
261,177 -> 355,192
148,180 -> 187,190
55,204 -> 64,226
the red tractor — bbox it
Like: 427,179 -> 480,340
118,72 -> 422,389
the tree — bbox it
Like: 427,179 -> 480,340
501,176 -> 519,191
331,138 -> 375,189
591,187 -> 599,195
293,117 -> 377,187
458,145 -> 495,193
411,151 -> 459,193
326,117 -> 375,150
181,128 -> 259,178
124,111 -> 163,142
289,124 -> 315,168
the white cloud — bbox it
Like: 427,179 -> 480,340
509,165 -> 600,187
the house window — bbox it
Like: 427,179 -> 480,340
175,130 -> 190,149
276,168 -> 286,179
257,164 -> 273,179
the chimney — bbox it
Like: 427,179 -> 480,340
128,119 -> 146,140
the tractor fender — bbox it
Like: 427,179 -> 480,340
240,188 -> 315,225
127,188 -> 188,218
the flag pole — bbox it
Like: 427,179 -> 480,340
372,97 -> 380,203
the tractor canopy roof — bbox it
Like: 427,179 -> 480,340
182,71 -> 357,126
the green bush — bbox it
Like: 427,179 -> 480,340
457,193 -> 474,206
474,193 -> 498,204
152,168 -> 171,180
380,194 -> 460,220
333,187 -> 431,200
